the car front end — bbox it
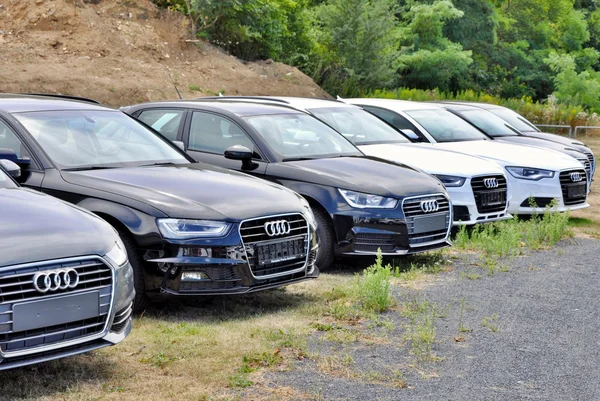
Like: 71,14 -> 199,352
140,211 -> 319,297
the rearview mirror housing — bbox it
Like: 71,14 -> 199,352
400,129 -> 420,141
224,145 -> 257,170
0,159 -> 21,178
172,140 -> 186,152
0,148 -> 31,166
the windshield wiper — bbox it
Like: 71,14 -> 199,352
61,166 -> 118,172
282,157 -> 315,162
141,162 -> 179,167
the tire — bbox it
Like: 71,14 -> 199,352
312,207 -> 335,271
117,230 -> 153,313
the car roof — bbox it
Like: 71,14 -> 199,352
0,94 -> 114,113
435,102 -> 482,112
441,101 -> 503,110
196,96 -> 357,111
131,99 -> 304,117
346,98 -> 444,111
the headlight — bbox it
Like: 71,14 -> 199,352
157,218 -> 231,239
434,175 -> 466,187
104,237 -> 128,267
339,189 -> 398,209
506,167 -> 555,181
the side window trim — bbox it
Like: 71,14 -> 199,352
185,111 -> 265,160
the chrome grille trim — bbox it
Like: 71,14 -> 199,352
0,256 -> 115,359
401,193 -> 452,247
239,213 -> 310,279
470,174 -> 508,214
559,168 -> 588,205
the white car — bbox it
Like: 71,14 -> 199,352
346,98 -> 589,215
199,96 -> 514,225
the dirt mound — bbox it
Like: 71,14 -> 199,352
0,0 -> 328,107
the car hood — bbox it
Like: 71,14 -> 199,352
494,136 -> 586,160
61,163 -> 305,221
522,131 -> 587,147
266,156 -> 446,198
433,141 -> 583,170
359,143 -> 505,177
0,188 -> 117,268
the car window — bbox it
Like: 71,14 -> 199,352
14,110 -> 189,169
359,106 -> 428,141
405,109 -> 488,142
244,113 -> 362,160
487,108 -> 540,132
0,120 -> 28,158
188,112 -> 256,155
459,109 -> 520,137
137,109 -> 184,141
308,106 -> 409,145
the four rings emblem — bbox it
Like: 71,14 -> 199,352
570,172 -> 584,182
420,199 -> 440,213
264,220 -> 291,237
33,269 -> 79,293
483,178 -> 499,189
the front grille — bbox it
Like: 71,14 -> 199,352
559,169 -> 588,205
586,152 -> 595,175
402,195 -> 451,246
240,214 -> 309,278
470,175 -> 508,213
0,258 -> 112,355
578,158 -> 592,181
354,233 -> 396,253
110,303 -> 133,333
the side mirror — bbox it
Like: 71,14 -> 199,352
0,159 -> 21,178
172,141 -> 186,152
224,145 -> 257,170
400,129 -> 420,141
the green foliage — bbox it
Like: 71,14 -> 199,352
356,250 -> 393,313
545,51 -> 600,110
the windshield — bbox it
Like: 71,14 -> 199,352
487,108 -> 540,132
458,109 -> 520,137
405,109 -> 488,142
308,107 -> 409,145
14,110 -> 189,169
244,113 -> 362,160
0,169 -> 17,189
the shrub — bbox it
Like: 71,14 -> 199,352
356,249 -> 393,313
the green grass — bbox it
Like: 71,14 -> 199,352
355,250 -> 393,313
454,209 -> 572,257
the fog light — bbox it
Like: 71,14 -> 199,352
181,272 -> 211,282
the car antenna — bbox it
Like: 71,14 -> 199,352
336,95 -> 348,104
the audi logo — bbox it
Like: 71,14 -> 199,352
264,220 -> 291,237
571,172 -> 583,182
420,199 -> 440,213
483,178 -> 499,189
33,269 -> 79,293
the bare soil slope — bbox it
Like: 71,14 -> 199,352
0,0 -> 328,107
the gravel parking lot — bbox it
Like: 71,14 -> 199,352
255,237 -> 600,401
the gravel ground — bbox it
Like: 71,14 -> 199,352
259,238 -> 600,400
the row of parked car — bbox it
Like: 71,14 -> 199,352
0,94 -> 593,370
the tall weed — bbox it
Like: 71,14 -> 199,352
356,250 -> 393,313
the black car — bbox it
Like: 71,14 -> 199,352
123,100 -> 453,270
0,159 -> 134,370
436,103 -> 593,180
443,101 -> 595,178
0,95 -> 318,312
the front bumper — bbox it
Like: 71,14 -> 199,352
0,256 -> 135,371
506,169 -> 589,214
143,214 -> 319,296
333,194 -> 452,256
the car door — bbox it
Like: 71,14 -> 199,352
183,110 -> 268,175
0,117 -> 44,188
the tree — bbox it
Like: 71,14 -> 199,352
545,51 -> 600,109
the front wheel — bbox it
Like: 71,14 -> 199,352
312,207 -> 335,271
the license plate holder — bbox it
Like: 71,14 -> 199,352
567,184 -> 586,198
412,213 -> 447,234
257,239 -> 305,266
12,292 -> 100,332
481,190 -> 505,206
